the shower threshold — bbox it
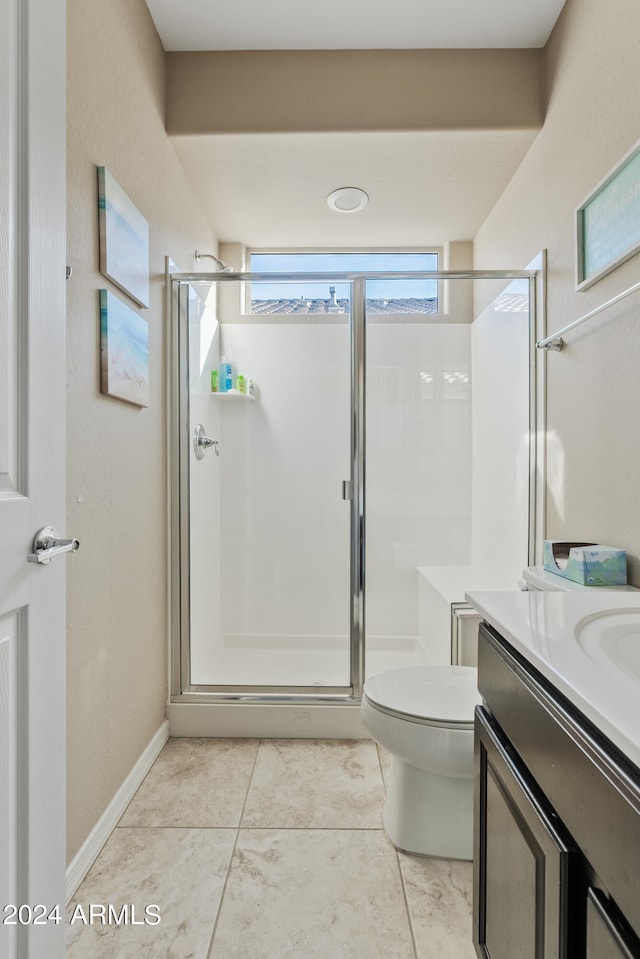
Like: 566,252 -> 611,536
166,698 -> 370,740
167,639 -> 425,739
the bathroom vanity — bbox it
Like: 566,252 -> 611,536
466,590 -> 640,959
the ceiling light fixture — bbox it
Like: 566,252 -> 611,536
327,187 -> 369,214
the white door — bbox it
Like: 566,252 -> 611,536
0,0 -> 67,957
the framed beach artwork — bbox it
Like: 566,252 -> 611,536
576,138 -> 640,290
98,166 -> 149,307
99,290 -> 149,408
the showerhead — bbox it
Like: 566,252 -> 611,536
194,249 -> 234,272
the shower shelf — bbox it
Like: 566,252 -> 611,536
211,390 -> 255,400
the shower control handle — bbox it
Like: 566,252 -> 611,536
193,424 -> 220,460
199,436 -> 218,450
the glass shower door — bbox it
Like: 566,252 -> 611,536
172,267 -> 535,701
363,273 -> 532,678
181,277 -> 353,693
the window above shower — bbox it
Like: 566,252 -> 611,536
248,250 -> 440,316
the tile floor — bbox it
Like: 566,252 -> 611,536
66,738 -> 476,959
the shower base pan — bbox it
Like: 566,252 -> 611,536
170,640 -> 424,738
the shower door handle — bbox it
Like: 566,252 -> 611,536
342,480 -> 353,500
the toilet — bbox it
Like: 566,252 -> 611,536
362,564 -> 639,860
361,665 -> 480,860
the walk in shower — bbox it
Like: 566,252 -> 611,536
168,264 -> 542,730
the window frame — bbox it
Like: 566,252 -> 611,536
245,246 -> 444,317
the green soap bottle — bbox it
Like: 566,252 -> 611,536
211,370 -> 218,392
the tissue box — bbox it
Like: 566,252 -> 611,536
543,540 -> 628,586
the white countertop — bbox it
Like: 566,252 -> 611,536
465,589 -> 640,770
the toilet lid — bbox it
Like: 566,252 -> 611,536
363,666 -> 481,725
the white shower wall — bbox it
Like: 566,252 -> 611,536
470,280 -> 530,573
365,322 -> 472,643
189,307 -> 473,687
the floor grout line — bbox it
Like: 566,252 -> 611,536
395,848 -> 421,959
204,736 -> 263,959
375,743 -> 388,791
377,744 -> 419,958
115,824 -> 388,831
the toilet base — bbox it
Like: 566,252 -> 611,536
383,756 -> 474,860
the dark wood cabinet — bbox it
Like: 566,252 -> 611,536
586,890 -> 640,959
474,623 -> 640,959
474,707 -> 574,959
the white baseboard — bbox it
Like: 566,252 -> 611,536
66,719 -> 170,903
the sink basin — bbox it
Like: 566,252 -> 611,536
575,608 -> 640,683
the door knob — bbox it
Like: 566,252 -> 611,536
27,526 -> 80,564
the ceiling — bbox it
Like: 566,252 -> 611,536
145,0 -> 566,52
145,1 -> 566,252
172,129 -> 539,249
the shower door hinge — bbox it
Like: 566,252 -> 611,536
342,480 -> 353,501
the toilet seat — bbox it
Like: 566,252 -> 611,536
363,665 -> 479,728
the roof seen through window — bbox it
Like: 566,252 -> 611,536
250,251 -> 439,314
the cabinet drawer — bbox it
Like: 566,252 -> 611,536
474,706 -> 575,959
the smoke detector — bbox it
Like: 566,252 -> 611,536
326,187 -> 369,214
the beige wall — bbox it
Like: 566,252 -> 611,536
66,0 -> 215,862
166,48 -> 543,135
474,0 -> 640,585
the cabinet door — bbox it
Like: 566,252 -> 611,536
587,889 -> 640,959
474,707 -> 575,959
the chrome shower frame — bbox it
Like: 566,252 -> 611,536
167,266 -> 544,709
